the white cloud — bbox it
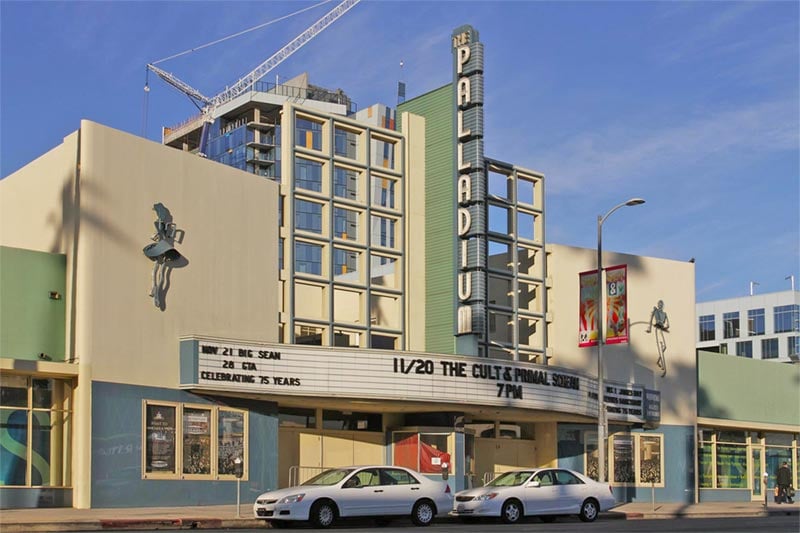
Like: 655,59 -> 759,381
530,98 -> 799,194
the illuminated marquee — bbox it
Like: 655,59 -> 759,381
453,25 -> 485,336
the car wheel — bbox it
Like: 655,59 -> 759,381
309,499 -> 337,528
501,499 -> 523,524
579,498 -> 599,522
411,499 -> 436,526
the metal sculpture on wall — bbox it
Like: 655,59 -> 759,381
646,300 -> 670,376
142,203 -> 184,309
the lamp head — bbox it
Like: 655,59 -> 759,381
626,198 -> 646,206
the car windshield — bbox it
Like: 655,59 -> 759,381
486,471 -> 534,487
302,468 -> 355,486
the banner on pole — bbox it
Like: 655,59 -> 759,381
579,265 -> 628,347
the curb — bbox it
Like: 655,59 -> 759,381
1,508 -> 797,531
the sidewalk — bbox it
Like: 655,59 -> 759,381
0,500 -> 797,531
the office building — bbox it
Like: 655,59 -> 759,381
696,290 -> 800,361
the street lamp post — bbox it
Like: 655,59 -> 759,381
596,197 -> 645,483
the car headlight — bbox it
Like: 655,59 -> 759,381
278,493 -> 305,504
475,492 -> 498,501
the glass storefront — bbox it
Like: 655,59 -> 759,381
0,375 -> 72,488
698,428 -> 797,499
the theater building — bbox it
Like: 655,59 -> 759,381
3,24 -> 785,511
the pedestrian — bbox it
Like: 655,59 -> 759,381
776,461 -> 793,504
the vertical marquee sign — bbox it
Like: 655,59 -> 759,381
453,25 -> 486,336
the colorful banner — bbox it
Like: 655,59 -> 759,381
579,265 -> 628,347
605,265 -> 628,344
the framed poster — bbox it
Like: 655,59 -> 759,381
145,404 -> 176,474
182,407 -> 211,475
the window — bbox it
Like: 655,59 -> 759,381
699,315 -> 715,342
295,199 -> 322,234
371,215 -> 396,248
553,469 -> 584,485
279,407 -> 316,428
144,403 -> 176,475
774,305 -> 800,333
217,410 -> 245,476
723,312 -> 740,339
761,338 -> 779,359
0,376 -> 72,487
698,430 -> 749,489
143,401 -> 247,480
608,433 -> 664,486
333,207 -> 358,240
334,126 -> 359,159
295,116 -> 322,150
736,340 -> 753,358
333,247 -> 360,279
370,136 -> 396,169
295,241 -> 322,275
295,157 -> 323,192
719,343 -> 728,355
383,467 -> 419,485
370,254 -> 399,288
371,175 -> 396,209
370,334 -> 396,350
295,324 -> 324,345
789,336 -> 800,358
334,167 -> 358,200
748,308 -> 765,336
183,406 -> 212,476
322,410 -> 381,431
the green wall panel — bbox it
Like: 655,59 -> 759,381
399,85 -> 455,354
697,350 -> 800,426
0,246 -> 66,360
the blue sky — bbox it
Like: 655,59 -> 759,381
1,0 -> 797,302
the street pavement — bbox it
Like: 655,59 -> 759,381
0,500 -> 798,531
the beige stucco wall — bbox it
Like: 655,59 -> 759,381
546,243 -> 696,426
403,112 -> 427,352
1,131 -> 79,254
2,121 -> 279,388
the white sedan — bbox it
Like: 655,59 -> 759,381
253,465 -> 453,528
452,468 -> 616,524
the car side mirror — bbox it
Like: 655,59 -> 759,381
527,481 -> 541,488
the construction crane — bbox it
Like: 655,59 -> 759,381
147,0 -> 360,154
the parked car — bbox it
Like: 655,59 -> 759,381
253,465 -> 453,528
451,468 -> 616,524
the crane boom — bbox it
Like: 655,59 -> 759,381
146,63 -> 212,107
211,0 -> 360,108
147,0 -> 359,115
